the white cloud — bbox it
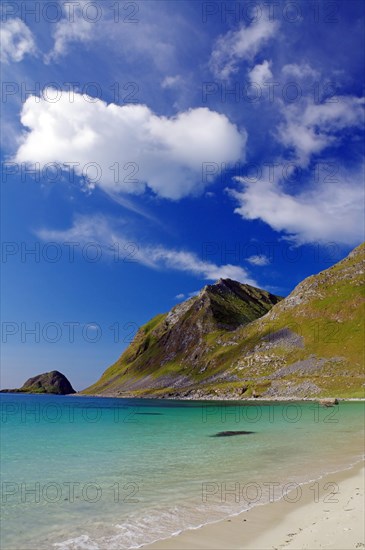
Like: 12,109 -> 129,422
188,290 -> 200,298
36,215 -> 257,284
248,60 -> 273,87
210,15 -> 279,79
247,254 -> 270,266
45,0 -> 94,62
161,75 -> 182,89
154,250 -> 255,282
45,1 -> 184,73
228,165 -> 365,246
175,293 -> 185,300
277,96 -> 365,166
281,63 -> 319,80
15,90 -> 247,200
276,62 -> 365,167
301,97 -> 365,129
0,18 -> 37,63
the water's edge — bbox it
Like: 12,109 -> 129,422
142,458 -> 365,550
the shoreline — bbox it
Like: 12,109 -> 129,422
1,392 -> 364,402
71,393 -> 365,402
2,392 -> 364,402
145,460 -> 365,550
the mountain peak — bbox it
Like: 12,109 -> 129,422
82,279 -> 282,397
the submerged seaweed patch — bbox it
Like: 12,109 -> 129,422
211,431 -> 255,437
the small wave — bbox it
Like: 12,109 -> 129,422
53,535 -> 100,550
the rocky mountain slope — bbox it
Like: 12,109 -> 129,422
82,281 -> 282,396
82,243 -> 365,399
1,370 -> 76,395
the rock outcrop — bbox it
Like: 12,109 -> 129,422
1,370 -> 76,395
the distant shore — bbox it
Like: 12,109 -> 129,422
145,461 -> 365,550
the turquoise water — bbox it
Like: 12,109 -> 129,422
1,394 -> 364,549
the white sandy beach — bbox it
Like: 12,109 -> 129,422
146,462 -> 364,550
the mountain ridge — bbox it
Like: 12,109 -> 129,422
82,280 -> 282,396
82,243 -> 365,399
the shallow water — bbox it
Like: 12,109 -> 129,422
1,394 -> 364,549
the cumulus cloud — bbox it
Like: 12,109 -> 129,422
15,90 -> 247,200
210,15 -> 279,79
277,96 -> 365,167
36,215 -> 257,284
228,165 -> 365,246
0,18 -> 37,63
247,254 -> 270,266
248,60 -> 273,87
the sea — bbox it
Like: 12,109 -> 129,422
1,394 -> 364,549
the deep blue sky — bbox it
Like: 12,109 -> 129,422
1,0 -> 364,390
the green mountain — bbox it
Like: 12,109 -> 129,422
82,243 -> 365,399
1,370 -> 76,395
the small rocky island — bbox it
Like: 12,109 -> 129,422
0,370 -> 76,395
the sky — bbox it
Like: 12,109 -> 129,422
1,0 -> 364,390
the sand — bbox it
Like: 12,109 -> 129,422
146,461 -> 364,550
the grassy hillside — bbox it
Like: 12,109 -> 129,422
82,281 -> 282,396
82,243 -> 365,399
